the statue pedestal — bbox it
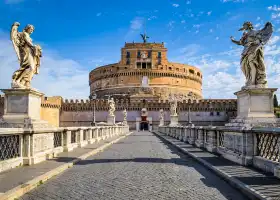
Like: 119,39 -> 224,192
107,115 -> 115,125
0,88 -> 52,128
159,120 -> 164,126
169,115 -> 178,127
226,88 -> 280,128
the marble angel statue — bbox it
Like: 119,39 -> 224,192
159,109 -> 164,121
123,109 -> 127,124
10,22 -> 42,89
170,100 -> 177,116
230,22 -> 273,89
123,109 -> 127,120
108,98 -> 115,116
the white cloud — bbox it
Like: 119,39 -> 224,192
186,1 -> 191,4
255,23 -> 261,28
130,17 -> 144,30
268,5 -> 280,20
256,17 -> 261,21
216,37 -> 219,40
0,36 -> 90,99
172,4 -> 179,7
168,21 -> 175,31
268,36 -> 280,46
5,0 -> 24,4
96,13 -> 102,17
272,13 -> 280,19
209,29 -> 213,33
207,11 -> 212,16
179,44 -> 202,57
268,5 -> 280,12
148,16 -> 157,21
181,20 -> 186,24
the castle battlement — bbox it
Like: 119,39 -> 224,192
59,97 -> 237,112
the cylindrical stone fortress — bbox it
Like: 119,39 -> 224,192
89,42 -> 202,101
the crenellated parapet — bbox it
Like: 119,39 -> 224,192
60,98 -> 237,112
41,96 -> 62,109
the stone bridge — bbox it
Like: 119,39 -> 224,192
0,125 -> 280,200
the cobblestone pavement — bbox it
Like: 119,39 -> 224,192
20,131 -> 248,200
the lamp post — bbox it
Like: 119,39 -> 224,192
89,93 -> 97,126
209,101 -> 213,127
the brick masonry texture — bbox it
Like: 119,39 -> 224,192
20,131 -> 248,200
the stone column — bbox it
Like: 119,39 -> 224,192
195,127 -> 204,148
63,130 -> 74,152
183,127 -> 188,143
188,126 -> 196,145
22,134 -> 32,165
205,128 -> 217,153
77,129 -> 87,148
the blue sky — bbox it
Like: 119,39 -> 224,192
0,0 -> 280,99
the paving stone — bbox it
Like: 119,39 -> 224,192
20,131 -> 248,200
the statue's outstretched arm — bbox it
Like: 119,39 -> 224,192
230,36 -> 242,45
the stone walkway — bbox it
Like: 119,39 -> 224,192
20,131 -> 247,200
0,134 -> 125,195
154,131 -> 280,200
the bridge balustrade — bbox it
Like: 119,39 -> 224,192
158,125 -> 280,179
0,125 -> 129,173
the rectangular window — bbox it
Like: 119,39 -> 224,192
210,112 -> 214,116
126,52 -> 130,58
126,59 -> 130,65
142,63 -> 147,69
217,112 -> 220,116
137,51 -> 141,58
137,62 -> 141,69
158,58 -> 162,65
158,52 -> 162,58
147,63 -> 152,69
148,51 -> 152,58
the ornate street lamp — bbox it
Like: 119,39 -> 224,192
89,93 -> 97,126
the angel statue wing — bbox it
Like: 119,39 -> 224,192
10,22 -> 21,62
258,22 -> 274,45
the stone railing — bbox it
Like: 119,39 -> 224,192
0,125 -> 129,173
158,125 -> 280,179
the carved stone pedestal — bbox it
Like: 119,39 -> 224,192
226,88 -> 280,129
159,119 -> 164,127
221,88 -> 280,166
0,88 -> 52,128
169,115 -> 178,127
107,115 -> 115,125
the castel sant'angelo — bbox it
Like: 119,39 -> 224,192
89,35 -> 202,101
0,35 -> 237,129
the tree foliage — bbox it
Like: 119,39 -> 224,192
273,94 -> 278,107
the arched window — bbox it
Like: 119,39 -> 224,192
189,69 -> 194,74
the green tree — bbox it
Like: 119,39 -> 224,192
273,94 -> 278,107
